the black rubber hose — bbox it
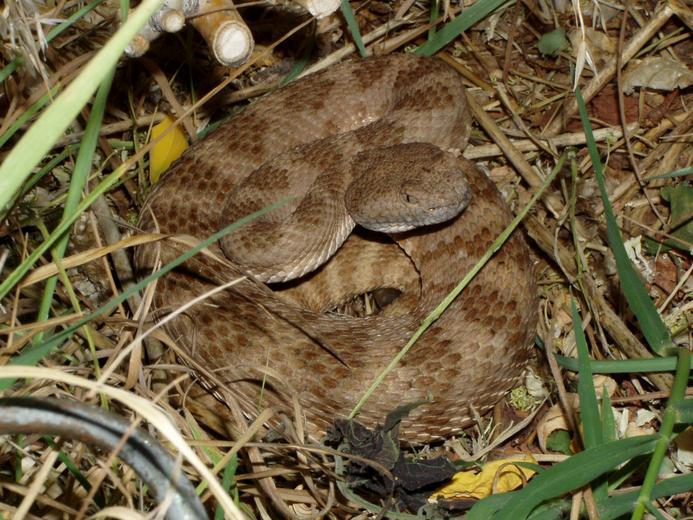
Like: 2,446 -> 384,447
0,397 -> 208,520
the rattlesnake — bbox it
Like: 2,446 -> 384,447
136,54 -> 538,443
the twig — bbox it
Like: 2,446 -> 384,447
189,0 -> 254,67
463,124 -> 639,160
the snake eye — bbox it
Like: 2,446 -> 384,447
404,192 -> 418,204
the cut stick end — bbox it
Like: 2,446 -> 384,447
125,35 -> 151,57
160,9 -> 186,33
295,0 -> 341,18
213,22 -> 254,67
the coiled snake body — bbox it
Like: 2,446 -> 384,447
136,54 -> 538,442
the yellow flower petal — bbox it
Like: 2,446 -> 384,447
149,115 -> 188,184
431,454 -> 537,501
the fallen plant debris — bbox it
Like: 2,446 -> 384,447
326,403 -> 458,513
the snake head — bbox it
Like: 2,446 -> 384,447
346,142 -> 471,233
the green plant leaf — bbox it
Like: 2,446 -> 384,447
428,0 -> 440,41
34,68 -> 116,347
538,28 -> 568,56
573,300 -> 609,502
673,399 -> 693,424
0,0 -> 105,83
214,453 -> 239,520
0,87 -> 57,149
492,436 -> 658,519
350,154 -> 565,419
0,198 -> 290,391
601,390 -> 616,443
575,88 -> 673,355
646,166 -> 693,181
649,183 -> 693,253
632,348 -> 690,520
415,0 -> 510,57
598,473 -> 693,519
546,430 -> 572,454
573,300 -> 602,449
556,354 -> 690,373
340,0 -> 366,57
0,0 -> 165,217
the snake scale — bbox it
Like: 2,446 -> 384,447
136,54 -> 538,443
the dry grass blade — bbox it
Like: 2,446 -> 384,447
0,366 -> 246,519
19,234 -> 166,288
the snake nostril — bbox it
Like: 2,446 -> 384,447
404,193 -> 418,204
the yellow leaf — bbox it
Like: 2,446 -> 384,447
430,454 -> 537,501
149,115 -> 188,183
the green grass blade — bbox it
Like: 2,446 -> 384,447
598,474 -> 693,519
643,503 -> 668,520
0,199 -> 289,391
493,436 -> 658,519
0,60 -> 20,84
575,88 -> 673,355
214,453 -> 239,520
279,37 -> 314,86
340,0 -> 366,57
572,300 -> 609,502
673,399 -> 693,424
596,389 -> 618,508
35,68 -> 116,347
0,87 -> 57,149
632,348 -> 690,520
468,491 -> 516,518
527,503 -> 573,519
428,0 -> 440,41
18,145 -> 80,200
572,299 -> 602,449
350,153 -> 565,418
0,0 -> 105,84
415,0 -> 511,57
646,166 -> 693,181
556,354 -> 690,373
44,0 -> 107,44
0,165 -> 128,301
42,436 -> 103,506
471,494 -> 581,519
601,390 -> 616,443
0,0 -> 164,217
